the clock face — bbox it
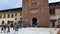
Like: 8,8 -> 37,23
29,0 -> 38,7
32,2 -> 37,7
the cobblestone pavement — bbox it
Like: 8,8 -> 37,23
0,28 -> 59,34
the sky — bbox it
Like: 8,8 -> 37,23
0,0 -> 60,10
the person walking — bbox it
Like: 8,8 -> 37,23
14,23 -> 19,34
13,23 -> 16,30
7,24 -> 10,32
7,21 -> 10,33
4,23 -> 7,33
1,21 -> 4,33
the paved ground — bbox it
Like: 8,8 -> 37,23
0,27 -> 59,34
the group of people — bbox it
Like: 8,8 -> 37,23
1,22 -> 7,33
1,22 -> 22,33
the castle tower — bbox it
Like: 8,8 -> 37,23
22,0 -> 50,27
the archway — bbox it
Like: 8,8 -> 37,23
32,18 -> 37,27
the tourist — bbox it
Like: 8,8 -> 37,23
7,21 -> 10,33
1,21 -> 4,33
14,23 -> 19,34
4,23 -> 7,33
13,23 -> 16,30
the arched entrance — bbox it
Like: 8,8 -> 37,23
32,18 -> 37,27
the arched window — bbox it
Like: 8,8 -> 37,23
7,21 -> 10,24
8,14 -> 10,18
2,21 -> 4,24
11,14 -> 14,18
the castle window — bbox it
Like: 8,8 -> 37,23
8,14 -> 10,18
11,14 -> 14,18
0,15 -> 2,18
7,21 -> 10,24
3,14 -> 6,18
2,21 -> 4,24
15,18 -> 17,20
20,12 -> 22,16
15,13 -> 17,16
32,2 -> 37,7
50,9 -> 55,15
20,18 -> 22,21
56,3 -> 60,6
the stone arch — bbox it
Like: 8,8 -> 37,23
32,18 -> 37,27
